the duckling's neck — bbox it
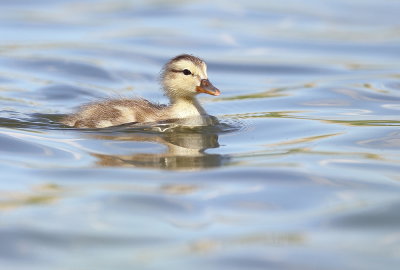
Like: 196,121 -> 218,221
168,96 -> 207,119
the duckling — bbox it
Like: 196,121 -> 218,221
61,54 -> 220,128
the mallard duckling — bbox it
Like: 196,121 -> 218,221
61,54 -> 220,128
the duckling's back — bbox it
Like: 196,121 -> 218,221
62,99 -> 166,128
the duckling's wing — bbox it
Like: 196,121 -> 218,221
61,98 -> 167,128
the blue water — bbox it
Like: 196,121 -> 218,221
0,0 -> 399,269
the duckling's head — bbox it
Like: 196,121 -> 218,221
161,54 -> 220,100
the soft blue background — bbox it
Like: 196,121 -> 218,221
0,1 -> 399,269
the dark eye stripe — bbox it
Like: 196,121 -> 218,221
169,69 -> 193,75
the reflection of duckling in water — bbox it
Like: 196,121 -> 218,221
62,54 -> 220,128
90,131 -> 228,170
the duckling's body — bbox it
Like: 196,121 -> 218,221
62,54 -> 220,128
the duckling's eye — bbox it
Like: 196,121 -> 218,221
182,69 -> 192,75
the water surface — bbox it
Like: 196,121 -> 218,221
0,0 -> 399,269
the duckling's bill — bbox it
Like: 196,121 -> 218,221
196,79 -> 220,96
